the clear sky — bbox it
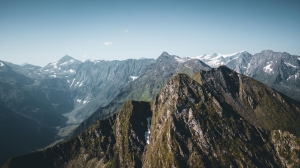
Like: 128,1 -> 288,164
0,0 -> 300,66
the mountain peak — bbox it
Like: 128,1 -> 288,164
160,51 -> 170,57
156,51 -> 177,63
58,55 -> 76,63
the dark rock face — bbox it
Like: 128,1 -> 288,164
4,67 -> 300,168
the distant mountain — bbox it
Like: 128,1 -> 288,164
194,50 -> 249,67
195,50 -> 300,102
4,67 -> 300,168
40,55 -> 82,78
65,58 -> 155,126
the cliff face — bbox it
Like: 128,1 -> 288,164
4,67 -> 300,168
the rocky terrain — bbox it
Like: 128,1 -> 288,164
4,67 -> 300,168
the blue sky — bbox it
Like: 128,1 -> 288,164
0,0 -> 300,66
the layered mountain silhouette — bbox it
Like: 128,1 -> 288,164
4,66 -> 300,168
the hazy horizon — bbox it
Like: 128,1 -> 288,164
1,0 -> 300,66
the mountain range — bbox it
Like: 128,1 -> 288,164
3,66 -> 300,168
0,50 -> 300,167
195,50 -> 300,102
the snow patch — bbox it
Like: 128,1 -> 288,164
130,76 -> 138,81
51,62 -> 58,68
144,117 -> 151,144
83,100 -> 89,104
70,78 -> 75,87
284,62 -> 298,68
89,59 -> 101,64
68,69 -> 75,73
263,61 -> 273,73
175,56 -> 188,63
287,75 -> 294,81
60,59 -> 74,66
50,74 -> 57,78
298,58 -> 300,60
76,99 -> 82,103
78,81 -> 83,87
0,62 -> 4,66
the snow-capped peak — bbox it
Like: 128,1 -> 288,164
0,61 -> 5,67
193,50 -> 249,67
195,50 -> 247,60
217,50 -> 247,58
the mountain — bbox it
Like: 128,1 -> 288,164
0,57 -> 154,165
4,62 -> 42,79
40,55 -> 82,78
64,58 -> 155,125
4,66 -> 300,167
0,60 -> 74,165
195,50 -> 300,102
68,52 -> 211,139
